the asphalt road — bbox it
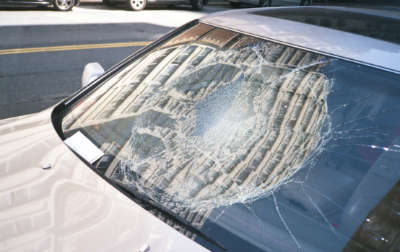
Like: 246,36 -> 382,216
0,2 -> 234,119
0,23 -> 172,119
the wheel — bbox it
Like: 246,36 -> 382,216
127,0 -> 146,10
53,0 -> 74,11
191,0 -> 203,10
229,1 -> 240,7
259,0 -> 271,6
103,0 -> 117,6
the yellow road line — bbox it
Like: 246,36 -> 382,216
0,41 -> 152,55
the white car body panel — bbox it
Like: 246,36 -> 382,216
1,6 -> 400,252
0,108 -> 209,252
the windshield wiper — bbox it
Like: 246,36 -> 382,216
108,179 -> 226,252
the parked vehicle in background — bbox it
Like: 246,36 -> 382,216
1,6 -> 400,252
102,0 -> 206,11
0,0 -> 78,10
229,0 -> 271,7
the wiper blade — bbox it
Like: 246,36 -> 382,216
108,179 -> 226,252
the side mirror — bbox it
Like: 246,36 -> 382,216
81,62 -> 105,87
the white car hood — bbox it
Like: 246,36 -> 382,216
0,108 -> 208,252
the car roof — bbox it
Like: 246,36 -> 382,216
200,6 -> 400,74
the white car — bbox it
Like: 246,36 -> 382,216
0,0 -> 78,11
1,6 -> 400,252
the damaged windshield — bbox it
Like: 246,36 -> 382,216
62,23 -> 400,252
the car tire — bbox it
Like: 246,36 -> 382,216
103,0 -> 117,6
53,0 -> 74,10
229,1 -> 240,7
127,0 -> 146,10
191,0 -> 203,10
259,0 -> 271,6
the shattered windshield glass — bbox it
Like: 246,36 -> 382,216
62,23 -> 400,252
